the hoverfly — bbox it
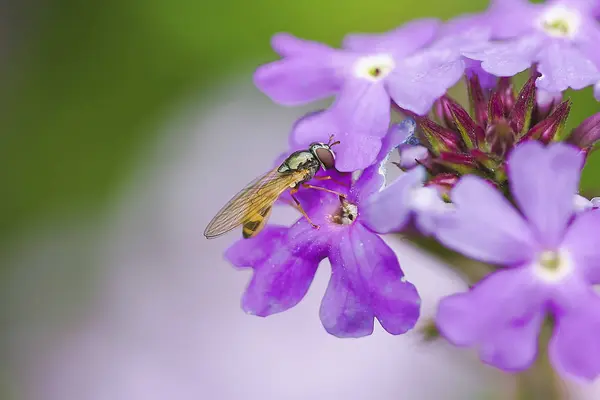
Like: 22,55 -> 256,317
204,136 -> 344,239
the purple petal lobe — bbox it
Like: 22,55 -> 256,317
343,19 -> 440,57
361,167 -> 426,234
242,250 -> 319,317
271,33 -> 333,57
549,290 -> 600,381
437,267 -> 545,371
291,110 -> 382,171
508,141 -> 583,248
225,225 -> 288,267
321,224 -> 420,337
464,35 -> 545,77
563,210 -> 600,284
536,41 -> 600,92
226,225 -> 320,317
331,79 -> 391,139
435,175 -> 536,265
287,217 -> 331,259
387,49 -> 465,115
254,57 -> 341,105
351,119 -> 418,200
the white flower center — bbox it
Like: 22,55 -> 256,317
353,54 -> 395,82
331,198 -> 358,225
537,5 -> 581,39
408,186 -> 452,213
532,249 -> 574,283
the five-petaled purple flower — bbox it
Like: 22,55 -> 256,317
464,0 -> 600,97
225,120 -> 425,337
254,19 -> 472,171
433,141 -> 600,381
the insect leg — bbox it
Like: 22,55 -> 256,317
289,188 -> 319,229
302,183 -> 347,198
313,175 -> 350,188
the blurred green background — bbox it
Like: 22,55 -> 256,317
1,0 -> 599,257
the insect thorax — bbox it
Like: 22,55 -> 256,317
278,151 -> 320,177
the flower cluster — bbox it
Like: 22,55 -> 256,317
219,0 -> 600,382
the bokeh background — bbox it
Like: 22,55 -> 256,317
1,1 -> 600,399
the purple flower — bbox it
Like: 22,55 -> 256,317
224,120 -> 422,337
464,0 -> 600,95
433,140 -> 600,380
255,20 -> 468,170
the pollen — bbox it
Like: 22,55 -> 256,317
353,54 -> 395,82
538,5 -> 581,39
331,198 -> 358,225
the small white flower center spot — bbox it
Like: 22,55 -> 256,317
533,249 -> 573,283
331,198 -> 358,225
537,5 -> 581,39
353,54 -> 395,82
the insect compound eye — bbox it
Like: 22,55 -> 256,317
315,147 -> 335,170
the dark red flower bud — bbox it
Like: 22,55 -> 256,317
567,112 -> 600,151
417,117 -> 462,155
523,101 -> 570,144
435,152 -> 478,175
487,92 -> 505,124
496,77 -> 515,115
467,73 -> 488,125
447,101 -> 485,149
509,76 -> 537,138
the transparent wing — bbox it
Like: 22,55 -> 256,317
204,168 -> 308,238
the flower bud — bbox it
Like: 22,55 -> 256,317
496,77 -> 515,115
447,101 -> 485,149
566,112 -> 600,151
524,101 -> 570,143
509,75 -> 536,138
417,117 -> 462,156
467,73 -> 488,125
435,152 -> 478,175
534,89 -> 562,123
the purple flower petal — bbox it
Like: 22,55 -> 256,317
464,58 -> 498,90
435,175 -> 536,265
563,210 -> 600,283
242,250 -> 320,317
596,81 -> 600,102
463,35 -> 545,77
225,225 -> 288,267
508,141 -> 584,248
343,18 -> 441,58
286,216 -> 333,260
387,49 -> 465,115
320,224 -> 420,337
485,0 -> 542,39
331,78 -> 391,139
226,225 -> 320,317
437,267 -> 545,371
291,109 -> 383,172
254,34 -> 355,105
536,41 -> 600,92
549,288 -> 600,381
351,119 -> 417,200
271,32 -> 333,57
399,144 -> 429,169
254,58 -> 342,105
361,167 -> 426,234
289,110 -> 335,148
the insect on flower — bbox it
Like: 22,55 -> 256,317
204,135 -> 344,239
